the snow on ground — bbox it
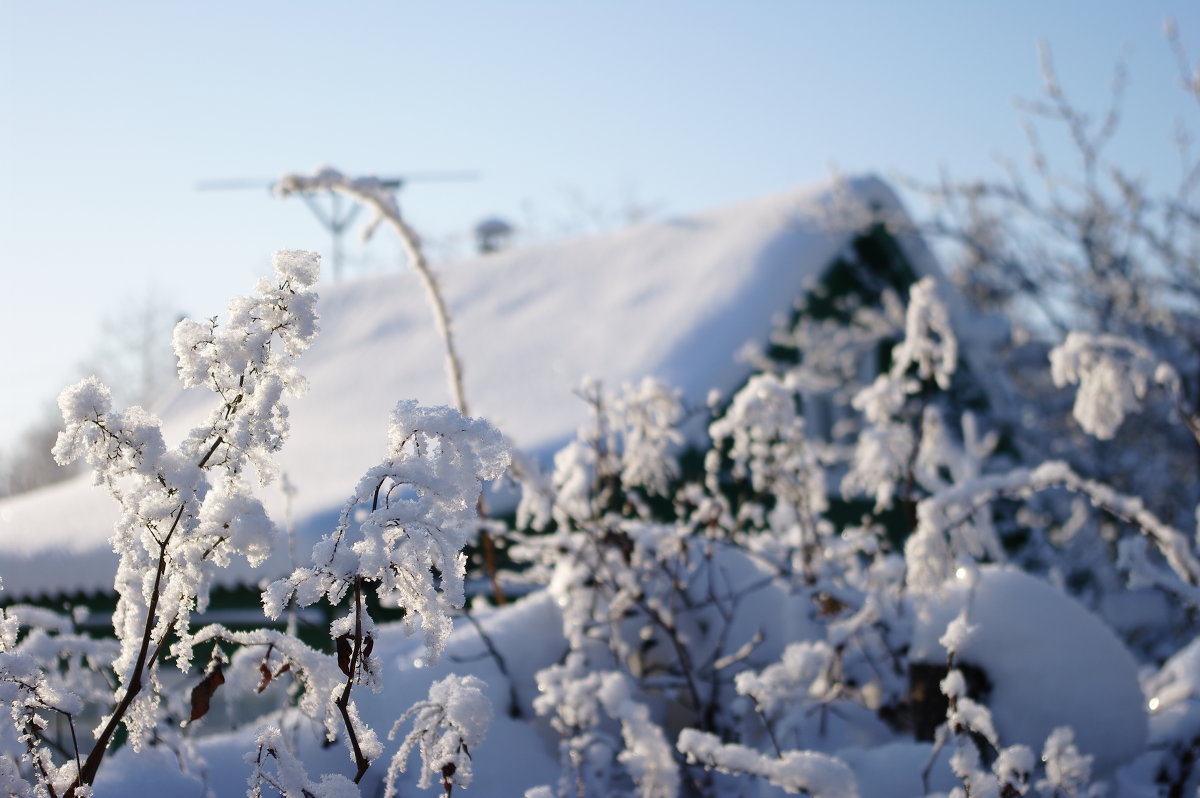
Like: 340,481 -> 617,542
79,563 -> 1153,796
0,176 -> 943,601
94,592 -> 567,797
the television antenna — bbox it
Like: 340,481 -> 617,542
197,170 -> 479,279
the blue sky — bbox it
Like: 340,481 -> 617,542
1,1 -> 1198,447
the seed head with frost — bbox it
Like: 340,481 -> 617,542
386,674 -> 492,796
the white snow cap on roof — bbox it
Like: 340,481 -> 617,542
0,175 -> 954,599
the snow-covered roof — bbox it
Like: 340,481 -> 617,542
0,176 -> 989,600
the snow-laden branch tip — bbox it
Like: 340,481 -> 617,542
386,674 -> 492,796
890,276 -> 958,390
1049,331 -> 1177,440
263,401 -> 509,662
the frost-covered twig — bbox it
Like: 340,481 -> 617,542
460,609 -> 520,719
385,674 -> 491,797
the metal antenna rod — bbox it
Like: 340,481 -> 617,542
298,190 -> 363,280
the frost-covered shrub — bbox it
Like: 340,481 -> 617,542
501,274 -> 1200,798
0,252 -> 505,797
4,224 -> 1200,798
31,250 -> 323,795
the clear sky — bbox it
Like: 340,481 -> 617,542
1,1 -> 1198,448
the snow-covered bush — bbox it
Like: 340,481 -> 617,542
498,273 -> 1200,797
2,232 -> 1199,798
0,252 -> 505,797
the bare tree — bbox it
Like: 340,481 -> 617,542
0,290 -> 182,499
82,286 -> 183,411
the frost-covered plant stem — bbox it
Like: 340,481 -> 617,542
73,386 -> 243,791
275,167 -> 469,416
45,250 -> 324,796
75,451 -> 228,793
333,577 -> 370,783
73,514 -> 176,792
276,167 -> 509,604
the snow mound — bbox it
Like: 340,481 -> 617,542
1143,634 -> 1200,747
911,565 -> 1147,772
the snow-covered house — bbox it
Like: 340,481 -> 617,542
0,175 -> 1006,604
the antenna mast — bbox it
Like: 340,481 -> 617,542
196,170 -> 478,280
295,189 -> 362,280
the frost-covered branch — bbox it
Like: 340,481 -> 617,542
275,166 -> 470,418
906,459 -> 1200,598
1049,331 -> 1183,441
677,729 -> 859,798
263,401 -> 508,661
